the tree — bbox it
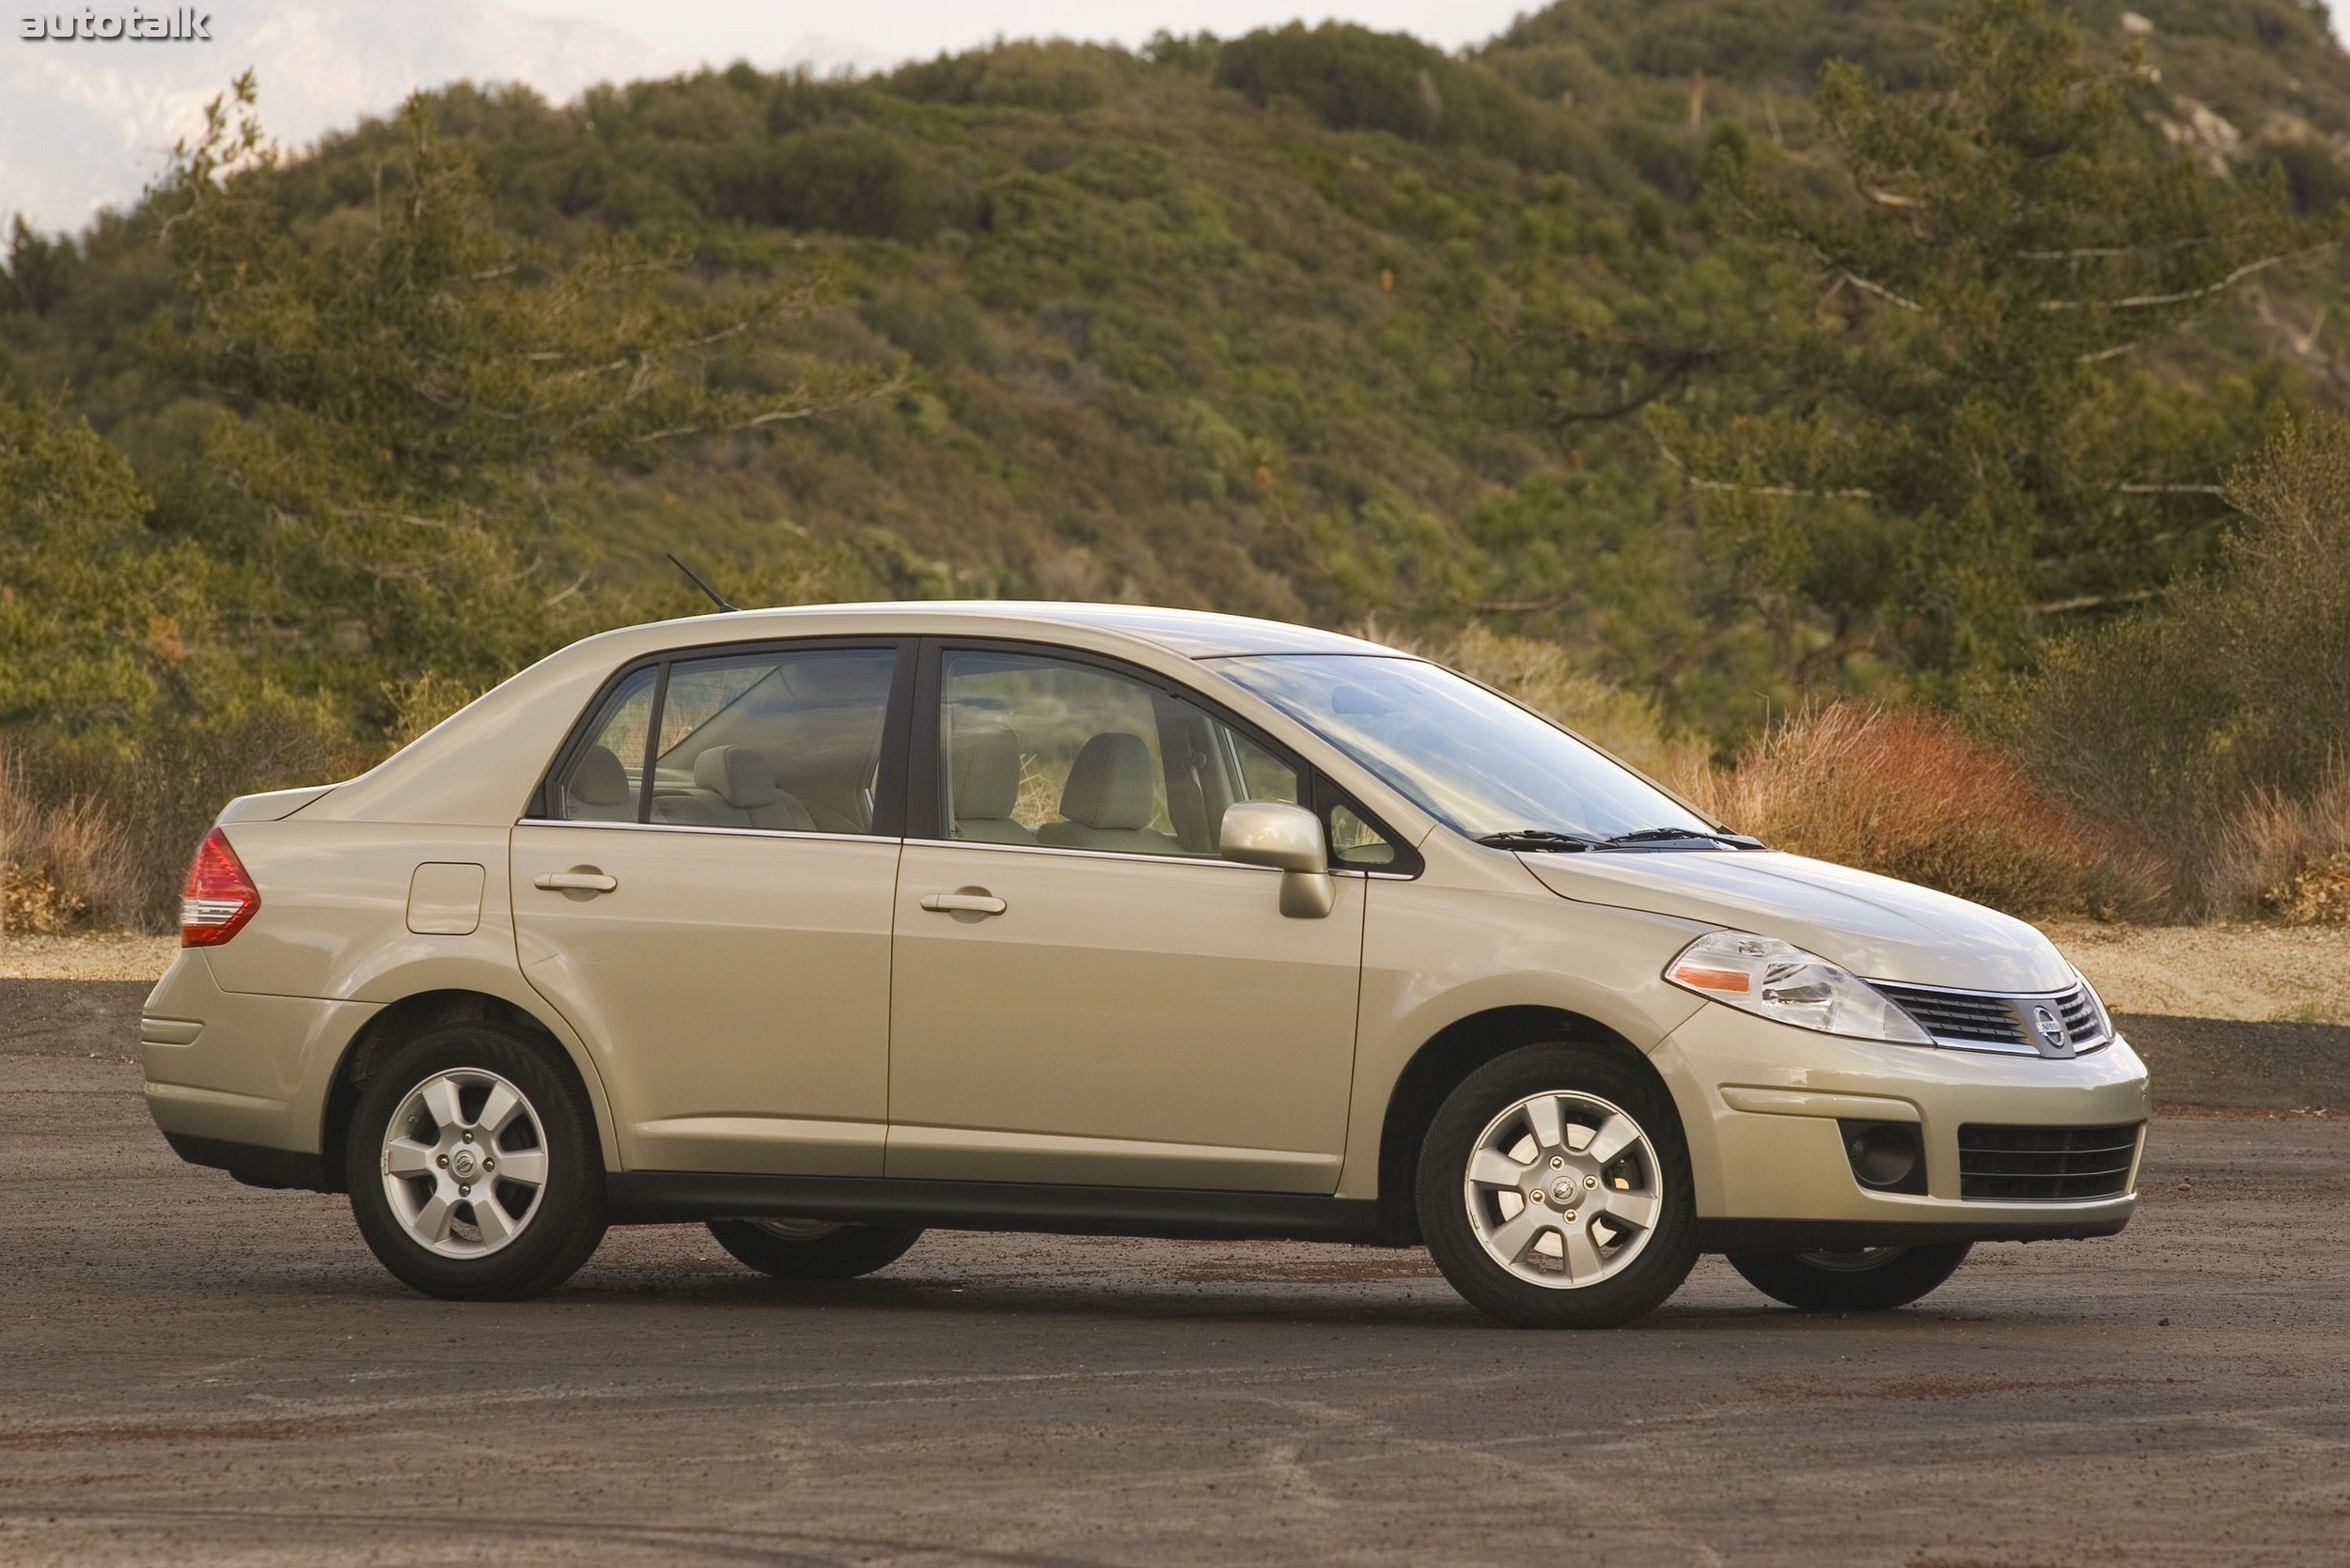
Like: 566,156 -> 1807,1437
139,73 -> 898,729
1653,0 -> 2339,684
0,391 -> 212,734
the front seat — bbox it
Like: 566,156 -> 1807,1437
947,710 -> 1035,844
658,745 -> 818,831
1036,732 -> 1180,854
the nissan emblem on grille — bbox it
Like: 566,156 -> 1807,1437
2030,1005 -> 2072,1057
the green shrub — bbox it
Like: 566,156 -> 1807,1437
1998,416 -> 2350,912
744,125 -> 932,239
1214,24 -> 1543,162
884,42 -> 1118,112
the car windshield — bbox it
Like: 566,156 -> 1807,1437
1216,654 -> 1719,845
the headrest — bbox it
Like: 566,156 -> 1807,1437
569,745 -> 633,806
693,745 -> 779,808
774,651 -> 895,706
949,710 -> 1022,822
1059,731 -> 1155,831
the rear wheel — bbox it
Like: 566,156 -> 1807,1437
706,1218 -> 924,1280
1416,1043 -> 1698,1328
346,1023 -> 608,1301
1728,1242 -> 1972,1312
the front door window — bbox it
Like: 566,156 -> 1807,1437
937,648 -> 1299,855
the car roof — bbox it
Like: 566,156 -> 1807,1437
648,601 -> 1406,659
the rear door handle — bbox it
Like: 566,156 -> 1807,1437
919,890 -> 1007,916
535,870 -> 619,893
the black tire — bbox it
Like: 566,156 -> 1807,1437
345,1022 -> 608,1301
1416,1043 -> 1698,1329
1728,1242 -> 1972,1312
706,1218 -> 924,1280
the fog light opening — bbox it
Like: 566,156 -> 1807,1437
1838,1119 -> 1928,1196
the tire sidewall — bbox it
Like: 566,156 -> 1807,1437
1728,1241 -> 1973,1312
346,1023 -> 607,1301
1417,1043 -> 1698,1328
705,1219 -> 925,1280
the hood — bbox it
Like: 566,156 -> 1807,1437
1515,849 -> 2073,994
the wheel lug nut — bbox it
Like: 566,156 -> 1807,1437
483,1158 -> 494,1170
1585,1175 -> 1598,1188
437,1155 -> 447,1168
460,1184 -> 471,1197
1564,1210 -> 1577,1222
1549,1156 -> 1564,1169
1529,1190 -> 1545,1204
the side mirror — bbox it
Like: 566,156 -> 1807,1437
1219,801 -> 1336,919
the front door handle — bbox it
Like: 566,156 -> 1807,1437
535,869 -> 619,893
919,889 -> 1007,917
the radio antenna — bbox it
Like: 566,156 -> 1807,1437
666,554 -> 741,613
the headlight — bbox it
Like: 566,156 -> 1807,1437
1665,931 -> 1932,1045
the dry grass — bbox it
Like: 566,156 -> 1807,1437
0,753 -> 139,935
1679,704 -> 2170,920
2044,918 -> 2350,1025
2210,768 -> 2350,924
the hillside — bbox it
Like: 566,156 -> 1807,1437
5,0 -> 2347,748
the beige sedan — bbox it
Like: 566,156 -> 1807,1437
143,604 -> 2149,1326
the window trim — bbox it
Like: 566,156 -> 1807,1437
904,635 -> 1420,875
524,635 -> 916,838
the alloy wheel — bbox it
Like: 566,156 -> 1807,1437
1462,1090 -> 1664,1289
379,1068 -> 550,1259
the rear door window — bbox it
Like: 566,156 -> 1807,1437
650,648 -> 899,835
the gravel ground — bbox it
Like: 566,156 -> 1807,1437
3,982 -> 2348,1565
0,932 -> 179,981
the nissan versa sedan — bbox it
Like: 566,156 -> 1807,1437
143,604 -> 2149,1327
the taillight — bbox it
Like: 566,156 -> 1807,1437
180,827 -> 259,948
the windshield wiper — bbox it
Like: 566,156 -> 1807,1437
1597,826 -> 1766,850
1476,829 -> 1600,853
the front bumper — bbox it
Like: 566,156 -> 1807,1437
1652,1000 -> 2150,1249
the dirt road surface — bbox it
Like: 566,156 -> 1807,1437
4,982 -> 2346,1566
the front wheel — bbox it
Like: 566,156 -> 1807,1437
707,1218 -> 924,1280
1416,1043 -> 1698,1328
1728,1242 -> 1972,1312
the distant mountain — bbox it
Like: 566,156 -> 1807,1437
1,0 -> 685,231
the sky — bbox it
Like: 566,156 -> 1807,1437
495,0 -> 1546,75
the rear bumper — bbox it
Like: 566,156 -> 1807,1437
140,951 -> 377,1165
1653,1002 -> 2150,1247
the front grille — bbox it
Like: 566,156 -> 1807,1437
1958,1123 -> 2140,1201
1872,980 -> 2111,1058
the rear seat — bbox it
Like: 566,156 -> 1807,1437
564,745 -> 636,822
655,745 -> 818,831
